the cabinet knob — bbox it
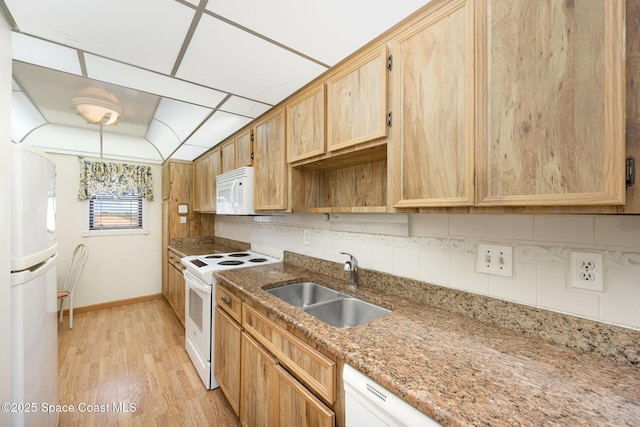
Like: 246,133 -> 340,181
221,296 -> 231,306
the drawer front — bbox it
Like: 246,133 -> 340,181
168,250 -> 183,271
242,304 -> 335,403
216,285 -> 242,322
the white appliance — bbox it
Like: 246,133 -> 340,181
216,166 -> 255,215
10,144 -> 59,427
343,364 -> 442,427
181,251 -> 280,389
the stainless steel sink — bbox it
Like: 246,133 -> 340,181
265,281 -> 344,308
265,282 -> 390,328
303,298 -> 391,328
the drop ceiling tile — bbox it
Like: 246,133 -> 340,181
102,133 -> 164,164
206,0 -> 431,66
23,124 -> 101,157
146,120 -> 181,160
6,0 -> 195,74
153,98 -> 212,140
186,111 -> 252,147
12,61 -> 157,138
84,54 -> 228,109
12,33 -> 82,75
177,13 -> 327,105
170,144 -> 210,161
220,96 -> 271,119
11,90 -> 47,143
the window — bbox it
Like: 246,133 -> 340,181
83,193 -> 148,236
90,192 -> 142,230
77,158 -> 153,237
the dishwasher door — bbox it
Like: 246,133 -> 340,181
343,364 -> 442,427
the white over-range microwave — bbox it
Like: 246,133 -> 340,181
216,166 -> 255,215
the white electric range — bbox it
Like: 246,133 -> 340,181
181,250 -> 281,389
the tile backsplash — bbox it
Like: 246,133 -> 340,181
215,213 -> 640,331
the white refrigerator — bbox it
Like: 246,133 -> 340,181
10,144 -> 59,427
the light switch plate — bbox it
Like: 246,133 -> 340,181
476,243 -> 513,277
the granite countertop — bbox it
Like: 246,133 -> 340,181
215,262 -> 640,427
168,237 -> 250,258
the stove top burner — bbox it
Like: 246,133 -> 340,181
249,258 -> 267,263
228,253 -> 250,257
205,254 -> 224,259
218,260 -> 245,266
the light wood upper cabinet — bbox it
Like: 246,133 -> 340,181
192,155 -> 210,212
392,0 -> 475,208
235,129 -> 253,168
253,108 -> 287,210
286,83 -> 326,162
326,45 -> 389,152
193,148 -> 220,212
209,149 -> 221,211
221,139 -> 236,174
475,0 -> 626,206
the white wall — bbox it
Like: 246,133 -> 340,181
216,213 -> 640,331
0,12 -> 13,425
50,153 -> 162,308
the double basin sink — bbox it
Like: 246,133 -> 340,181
265,282 -> 390,328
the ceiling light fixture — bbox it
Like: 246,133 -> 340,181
72,97 -> 122,126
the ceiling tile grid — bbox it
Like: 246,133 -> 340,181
5,0 -> 431,162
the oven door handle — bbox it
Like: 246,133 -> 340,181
184,269 -> 212,295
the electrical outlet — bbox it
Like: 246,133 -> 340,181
476,244 -> 513,277
303,229 -> 310,246
570,251 -> 604,291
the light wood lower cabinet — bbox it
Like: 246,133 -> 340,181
242,304 -> 336,404
215,284 -> 336,426
214,307 -> 241,416
165,250 -> 185,326
274,365 -> 335,427
240,332 -> 277,427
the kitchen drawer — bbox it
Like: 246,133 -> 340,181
216,284 -> 242,323
242,304 -> 335,404
168,250 -> 183,271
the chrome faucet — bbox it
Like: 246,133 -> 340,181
340,252 -> 359,290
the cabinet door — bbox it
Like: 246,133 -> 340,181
253,108 -> 287,210
476,0 -> 626,206
208,148 -> 221,211
192,156 -> 210,212
221,139 -> 236,173
175,269 -> 185,326
241,332 -> 276,427
392,0 -> 475,207
287,84 -> 326,162
326,45 -> 388,152
274,365 -> 334,427
235,129 -> 253,168
214,307 -> 241,416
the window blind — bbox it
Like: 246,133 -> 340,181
89,193 -> 143,230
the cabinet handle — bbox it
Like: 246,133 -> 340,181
221,296 -> 231,306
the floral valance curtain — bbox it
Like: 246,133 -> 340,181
77,158 -> 154,201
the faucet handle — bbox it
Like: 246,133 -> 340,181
340,252 -> 358,270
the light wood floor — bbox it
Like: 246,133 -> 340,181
57,298 -> 241,427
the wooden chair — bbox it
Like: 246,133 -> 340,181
57,244 -> 88,329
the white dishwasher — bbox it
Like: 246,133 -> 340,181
343,364 -> 442,427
